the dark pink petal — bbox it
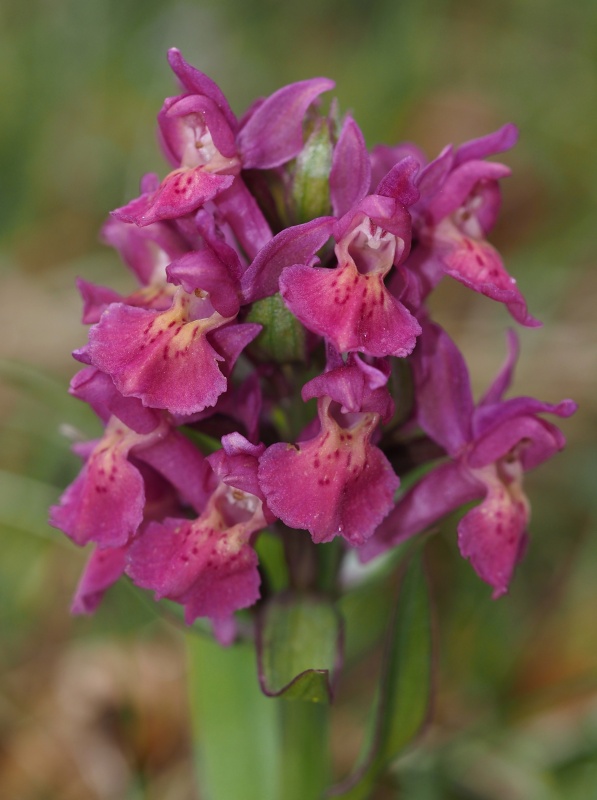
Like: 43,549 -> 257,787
174,372 -> 263,444
70,367 -> 161,434
241,216 -> 334,303
194,208 -> 245,280
258,398 -> 398,545
214,179 -> 273,260
49,422 -> 146,548
136,429 -> 213,513
375,156 -> 421,207
281,261 -> 420,358
302,356 -> 394,422
473,396 -> 577,441
426,161 -> 511,224
479,329 -> 519,406
207,433 -> 268,507
433,220 -> 541,326
412,322 -> 474,455
454,123 -> 519,167
159,93 -> 238,164
370,142 -> 428,192
127,478 -> 264,624
238,77 -> 335,169
101,216 -> 188,286
112,169 -> 233,227
76,279 -> 125,324
415,145 -> 454,203
458,464 -> 529,598
469,414 -> 569,472
208,321 -> 262,374
87,294 -> 230,415
360,460 -> 484,561
71,545 -> 128,614
329,115 -> 371,217
166,250 -> 241,317
167,49 -> 237,129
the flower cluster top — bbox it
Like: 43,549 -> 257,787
50,49 -> 576,641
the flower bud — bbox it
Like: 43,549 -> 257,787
290,117 -> 333,223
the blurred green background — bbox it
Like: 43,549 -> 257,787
1,1 -> 595,797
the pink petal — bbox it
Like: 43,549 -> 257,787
411,321 -> 474,456
454,123 -> 519,166
360,460 -> 484,561
241,216 -> 334,303
167,49 -> 237,129
458,464 -> 529,598
87,295 -> 230,415
258,398 -> 398,545
49,423 -> 146,548
127,480 -> 264,624
329,115 -> 371,217
434,220 -> 541,327
112,169 -> 233,227
237,77 -> 335,169
71,545 -> 128,614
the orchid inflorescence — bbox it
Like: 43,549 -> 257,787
50,49 -> 576,644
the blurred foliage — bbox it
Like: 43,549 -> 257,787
0,0 -> 595,797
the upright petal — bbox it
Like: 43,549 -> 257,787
238,78 -> 335,169
167,48 -> 237,129
411,322 -> 474,455
329,116 -> 371,217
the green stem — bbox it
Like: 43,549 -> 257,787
187,632 -> 331,800
187,633 -> 279,800
279,698 -> 330,800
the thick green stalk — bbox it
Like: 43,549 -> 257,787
279,698 -> 330,800
187,632 -> 331,800
187,634 -> 279,800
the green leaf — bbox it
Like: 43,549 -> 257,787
187,635 -> 280,800
338,545 -> 410,664
257,593 -> 342,703
330,551 -> 433,798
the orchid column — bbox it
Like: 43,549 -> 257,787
50,49 -> 576,798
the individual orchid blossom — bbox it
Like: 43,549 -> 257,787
376,125 -> 539,326
113,49 -> 333,256
126,434 -> 270,637
258,353 -> 399,545
363,322 -> 576,596
83,285 -> 260,416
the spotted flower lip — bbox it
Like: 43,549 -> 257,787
279,194 -> 421,357
50,370 -> 212,549
126,433 -> 267,630
259,357 -> 399,545
362,322 -> 576,596
84,287 -> 255,416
